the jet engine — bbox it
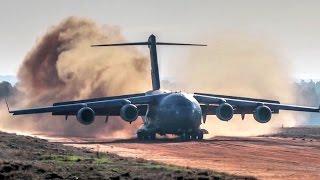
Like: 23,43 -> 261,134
253,105 -> 272,123
76,107 -> 95,125
216,103 -> 234,121
120,104 -> 139,122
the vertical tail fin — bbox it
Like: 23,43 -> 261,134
147,35 -> 160,90
91,34 -> 206,91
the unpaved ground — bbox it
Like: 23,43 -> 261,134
0,131 -> 251,180
48,128 -> 320,180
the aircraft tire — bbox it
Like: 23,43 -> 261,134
191,134 -> 197,140
137,132 -> 156,140
197,132 -> 204,140
137,132 -> 144,140
147,133 -> 156,140
180,133 -> 191,141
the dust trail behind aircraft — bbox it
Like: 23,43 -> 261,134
165,34 -> 305,137
0,17 -> 151,137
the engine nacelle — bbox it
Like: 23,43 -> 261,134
76,107 -> 95,125
120,104 -> 138,122
253,105 -> 272,123
216,103 -> 234,121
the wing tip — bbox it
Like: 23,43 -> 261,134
4,97 -> 11,113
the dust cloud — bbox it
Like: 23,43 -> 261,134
0,18 -> 306,138
165,34 -> 305,137
0,17 -> 151,138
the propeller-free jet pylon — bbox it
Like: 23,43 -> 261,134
8,34 -> 320,140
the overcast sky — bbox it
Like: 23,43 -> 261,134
1,0 -> 320,79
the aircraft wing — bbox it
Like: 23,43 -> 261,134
9,93 -> 167,116
194,92 -> 320,115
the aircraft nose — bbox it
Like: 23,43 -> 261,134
174,100 -> 194,118
158,93 -> 202,126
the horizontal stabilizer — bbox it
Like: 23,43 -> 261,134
92,42 -> 206,47
156,42 -> 206,46
91,42 -> 149,47
91,34 -> 206,91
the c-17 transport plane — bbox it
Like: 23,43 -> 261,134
7,34 -> 320,140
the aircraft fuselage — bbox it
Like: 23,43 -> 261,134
138,91 -> 202,138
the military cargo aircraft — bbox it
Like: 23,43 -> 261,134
7,34 -> 320,140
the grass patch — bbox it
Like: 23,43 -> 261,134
94,157 -> 110,164
41,154 -> 111,165
140,162 -> 183,172
41,155 -> 82,163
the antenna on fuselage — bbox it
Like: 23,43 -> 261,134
91,34 -> 206,91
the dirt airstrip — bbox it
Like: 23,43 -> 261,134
47,127 -> 320,180
0,131 -> 253,179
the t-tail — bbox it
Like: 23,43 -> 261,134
92,34 -> 206,91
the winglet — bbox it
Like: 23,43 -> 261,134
4,97 -> 11,113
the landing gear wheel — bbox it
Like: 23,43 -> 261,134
191,134 -> 197,140
147,133 -> 156,140
180,133 -> 191,141
197,132 -> 204,140
137,132 -> 156,140
137,132 -> 144,140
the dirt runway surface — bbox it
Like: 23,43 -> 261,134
46,135 -> 320,180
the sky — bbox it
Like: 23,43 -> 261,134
1,0 -> 320,80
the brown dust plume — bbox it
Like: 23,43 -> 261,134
0,17 -> 151,137
164,34 -> 305,137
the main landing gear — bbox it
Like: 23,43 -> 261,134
180,131 -> 204,141
136,131 -> 204,141
137,132 -> 156,140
